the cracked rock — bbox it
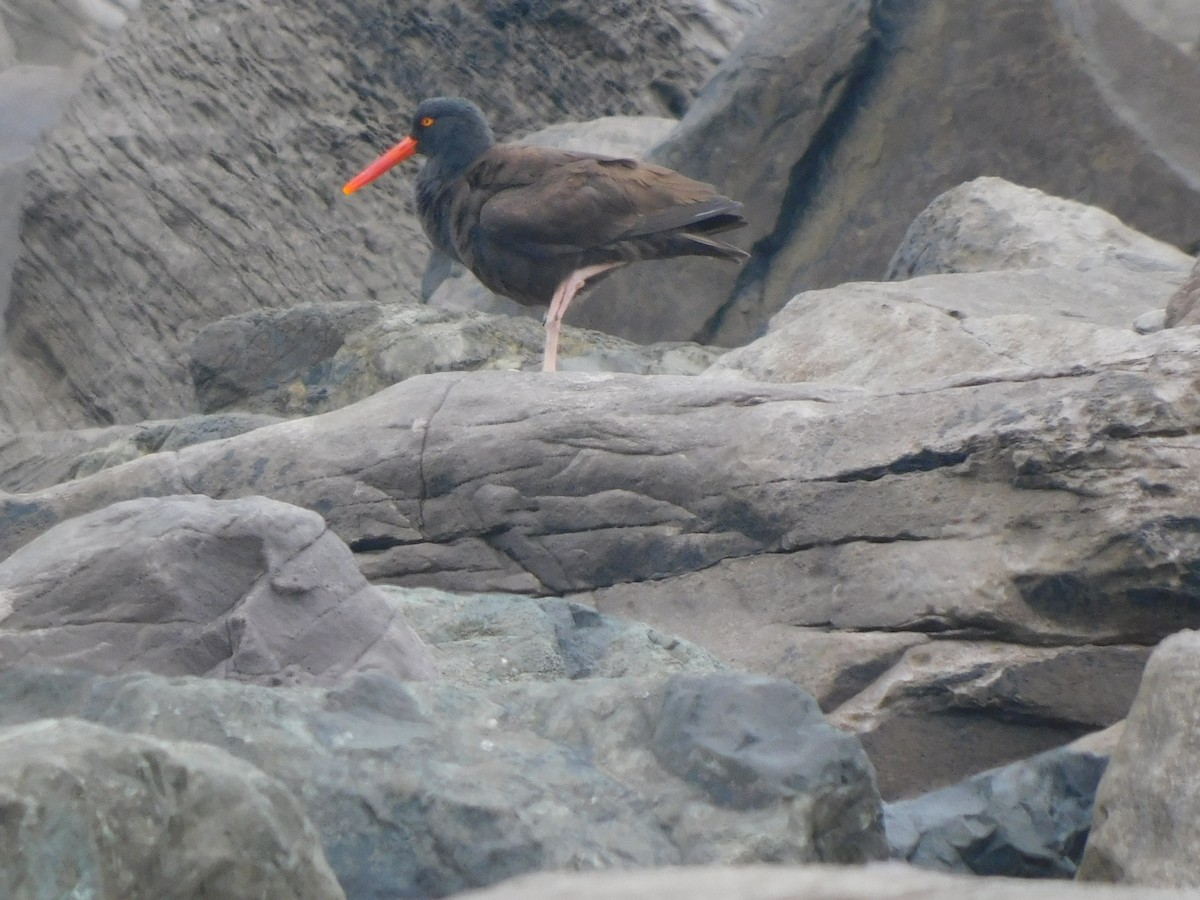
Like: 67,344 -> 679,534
0,494 -> 435,684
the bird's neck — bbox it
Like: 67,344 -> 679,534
425,129 -> 494,186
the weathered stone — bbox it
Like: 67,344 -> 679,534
651,674 -> 885,862
391,587 -> 725,685
0,411 -> 280,492
704,266 -> 1195,388
0,718 -> 344,900
885,177 -> 1193,279
1165,258 -> 1200,326
887,743 -> 1108,877
828,642 -> 1148,799
1079,630 -> 1200,886
0,667 -> 887,898
189,303 -> 721,416
580,0 -> 1200,347
0,0 -> 763,429
0,494 -> 435,684
453,861 -> 1197,900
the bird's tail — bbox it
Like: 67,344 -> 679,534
679,232 -> 751,263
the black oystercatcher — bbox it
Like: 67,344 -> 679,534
343,97 -> 749,371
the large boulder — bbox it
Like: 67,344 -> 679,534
1078,630 -> 1200,885
0,666 -> 888,898
706,176 -> 1194,387
1,360 -> 1195,794
576,0 -> 1200,347
887,737 -> 1111,877
884,176 -> 1193,279
0,718 -> 344,900
0,0 -> 763,429
0,494 -> 435,684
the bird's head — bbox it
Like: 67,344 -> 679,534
343,97 -> 495,195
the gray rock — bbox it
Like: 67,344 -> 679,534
887,743 -> 1108,878
1116,0 -> 1200,56
0,494 -> 435,684
1079,629 -> 1200,885
5,361 -> 1198,795
0,411 -> 281,492
452,861 -> 1198,900
829,642 -> 1149,799
391,587 -> 726,685
704,266 -> 1195,388
652,674 -> 885,862
0,0 -> 763,429
1165,257 -> 1200,326
885,177 -> 1194,279
578,0 -> 1200,347
0,717 -> 344,900
0,667 -> 887,898
189,303 -> 721,416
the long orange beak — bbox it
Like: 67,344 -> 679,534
342,136 -> 419,195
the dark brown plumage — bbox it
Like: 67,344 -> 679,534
344,97 -> 749,371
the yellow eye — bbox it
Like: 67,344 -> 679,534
420,116 -> 435,127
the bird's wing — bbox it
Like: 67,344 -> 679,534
471,150 -> 725,258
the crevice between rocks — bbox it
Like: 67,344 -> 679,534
701,0 -> 897,342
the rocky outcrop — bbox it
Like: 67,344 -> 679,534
189,303 -> 719,416
0,494 -> 435,684
3,352 -> 1196,797
1079,630 -> 1200,885
0,0 -> 764,429
0,666 -> 888,898
5,0 -> 1200,893
706,173 -> 1194,390
887,736 -> 1113,877
577,0 -> 1200,347
0,718 -> 345,900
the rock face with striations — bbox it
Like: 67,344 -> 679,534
576,0 -> 1200,347
5,0 -> 1200,895
0,494 -> 436,684
0,0 -> 764,430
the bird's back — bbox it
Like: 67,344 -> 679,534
431,144 -> 747,307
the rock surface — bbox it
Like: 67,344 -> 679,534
189,302 -> 720,417
0,666 -> 888,898
2,357 -> 1194,795
1165,258 -> 1200,326
1079,629 -> 1200,885
0,494 -> 435,684
0,717 -> 345,900
576,0 -> 1200,347
885,176 -> 1194,279
0,410 -> 280,492
0,0 -> 764,429
455,861 -> 1196,900
887,741 -> 1109,877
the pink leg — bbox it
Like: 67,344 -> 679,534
543,263 -> 623,372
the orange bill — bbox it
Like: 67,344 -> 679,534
342,136 -> 419,195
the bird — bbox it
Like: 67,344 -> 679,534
343,97 -> 749,372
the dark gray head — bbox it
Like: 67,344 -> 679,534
409,97 -> 496,176
343,97 -> 497,196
